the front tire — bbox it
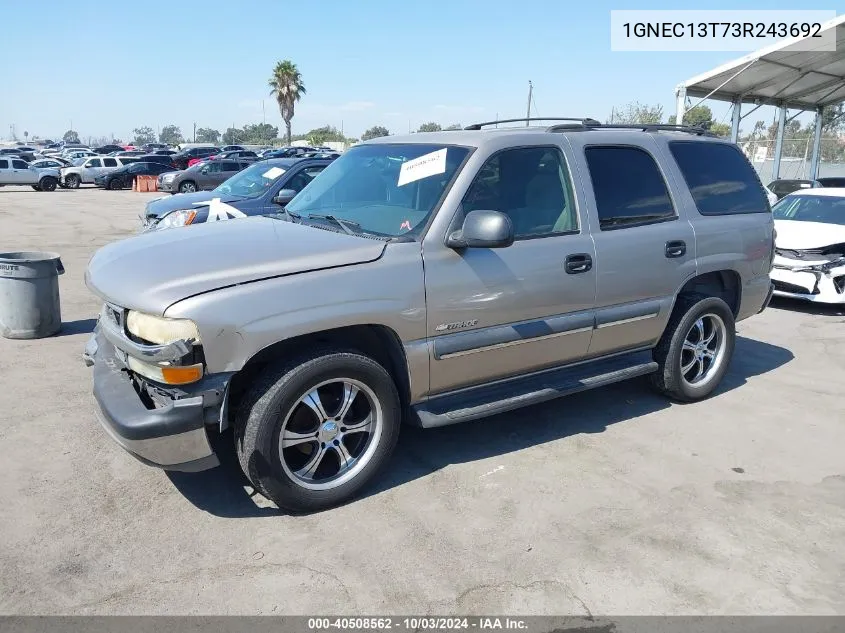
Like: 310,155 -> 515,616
651,295 -> 736,402
38,176 -> 57,192
235,349 -> 401,512
31,185 -> 41,191
65,174 -> 81,189
179,181 -> 197,193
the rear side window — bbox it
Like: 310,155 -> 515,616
12,160 -> 29,169
585,146 -> 675,230
670,141 -> 769,215
103,158 -> 117,167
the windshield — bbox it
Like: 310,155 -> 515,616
773,195 -> 845,226
285,143 -> 470,237
214,161 -> 287,198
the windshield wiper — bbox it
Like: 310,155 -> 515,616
306,213 -> 360,235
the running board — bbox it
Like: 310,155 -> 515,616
411,351 -> 657,428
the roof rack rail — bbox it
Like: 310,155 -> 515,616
464,117 -> 600,130
546,122 -> 714,136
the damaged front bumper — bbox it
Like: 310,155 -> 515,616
771,255 -> 845,304
84,324 -> 232,472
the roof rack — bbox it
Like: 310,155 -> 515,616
546,122 -> 714,136
463,117 -> 601,130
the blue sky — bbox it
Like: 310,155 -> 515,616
0,0 -> 825,142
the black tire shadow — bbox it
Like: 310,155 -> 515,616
55,318 -> 98,337
167,335 -> 793,517
768,296 -> 845,317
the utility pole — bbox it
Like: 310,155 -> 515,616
526,80 -> 533,126
193,122 -> 196,143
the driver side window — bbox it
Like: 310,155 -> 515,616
462,147 -> 578,239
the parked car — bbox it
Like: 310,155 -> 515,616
142,143 -> 170,153
30,157 -> 71,170
767,179 -> 821,200
300,151 -> 341,160
145,157 -> 333,228
171,146 -> 220,170
152,149 -> 177,156
94,144 -> 126,155
260,146 -> 314,159
220,145 -> 245,151
0,157 -> 59,190
84,123 -> 775,511
93,161 -> 174,190
770,188 -> 845,303
134,154 -> 176,166
212,150 -> 258,162
114,150 -> 147,158
60,156 -> 132,188
157,159 -> 252,194
62,149 -> 98,161
816,177 -> 845,188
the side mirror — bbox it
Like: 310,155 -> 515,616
446,209 -> 514,249
272,188 -> 297,206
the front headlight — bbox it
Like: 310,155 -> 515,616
155,209 -> 197,231
126,311 -> 201,345
162,173 -> 176,182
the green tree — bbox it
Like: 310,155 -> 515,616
242,123 -> 279,143
610,102 -> 664,124
417,122 -> 442,132
159,125 -> 184,145
306,125 -> 345,145
268,60 -> 306,145
195,127 -> 221,143
222,127 -> 243,145
361,126 -> 390,141
62,130 -> 79,142
132,126 -> 156,145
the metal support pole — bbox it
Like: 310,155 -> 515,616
772,106 -> 787,181
675,84 -> 687,125
730,99 -> 742,142
809,106 -> 824,179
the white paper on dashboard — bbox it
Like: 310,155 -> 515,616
397,148 -> 447,186
262,167 -> 285,179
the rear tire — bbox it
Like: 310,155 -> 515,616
651,295 -> 736,402
38,176 -> 57,192
235,349 -> 402,512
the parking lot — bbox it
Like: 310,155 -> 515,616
0,186 -> 843,615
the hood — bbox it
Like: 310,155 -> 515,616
145,191 -> 218,218
774,219 -> 845,250
85,216 -> 386,314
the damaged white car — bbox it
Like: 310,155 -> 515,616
771,189 -> 845,303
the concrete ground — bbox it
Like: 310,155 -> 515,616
0,186 -> 843,616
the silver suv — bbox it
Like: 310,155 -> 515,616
84,119 -> 775,512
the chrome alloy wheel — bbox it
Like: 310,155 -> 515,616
278,378 -> 383,490
680,313 -> 728,388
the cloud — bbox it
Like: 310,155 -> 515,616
433,104 -> 484,114
339,101 -> 375,112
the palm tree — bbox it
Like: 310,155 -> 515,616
268,60 -> 306,145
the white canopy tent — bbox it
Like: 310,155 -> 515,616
675,15 -> 845,180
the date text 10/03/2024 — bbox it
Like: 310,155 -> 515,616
307,617 -> 528,630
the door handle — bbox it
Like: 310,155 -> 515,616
565,253 -> 593,274
665,240 -> 687,258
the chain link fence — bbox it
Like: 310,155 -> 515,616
742,135 -> 845,182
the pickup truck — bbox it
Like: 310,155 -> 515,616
0,157 -> 60,191
84,118 -> 775,512
60,156 -> 132,188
